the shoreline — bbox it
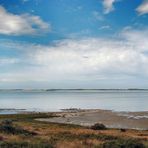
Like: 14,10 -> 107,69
0,107 -> 148,114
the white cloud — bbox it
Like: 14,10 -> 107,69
0,58 -> 18,65
92,11 -> 104,21
99,25 -> 110,30
102,0 -> 116,14
136,0 -> 148,15
1,28 -> 148,85
0,6 -> 50,35
22,0 -> 29,2
30,33 -> 148,78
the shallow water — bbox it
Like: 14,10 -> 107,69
0,90 -> 148,113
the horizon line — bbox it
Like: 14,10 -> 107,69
0,88 -> 148,90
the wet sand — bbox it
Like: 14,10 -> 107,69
36,109 -> 148,130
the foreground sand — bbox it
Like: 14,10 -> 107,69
36,109 -> 148,130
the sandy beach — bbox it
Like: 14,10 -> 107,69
36,109 -> 148,130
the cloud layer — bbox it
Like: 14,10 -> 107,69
31,29 -> 148,78
0,28 -> 148,86
0,6 -> 50,35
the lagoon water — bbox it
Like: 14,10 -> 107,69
0,90 -> 148,113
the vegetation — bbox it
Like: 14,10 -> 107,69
0,119 -> 36,136
101,139 -> 145,148
0,141 -> 53,148
0,113 -> 147,148
90,123 -> 107,130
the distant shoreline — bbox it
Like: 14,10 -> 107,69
1,88 -> 148,92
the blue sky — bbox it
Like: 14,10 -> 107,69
0,0 -> 148,89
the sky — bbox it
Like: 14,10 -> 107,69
0,0 -> 148,89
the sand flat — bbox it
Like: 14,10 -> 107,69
36,109 -> 148,130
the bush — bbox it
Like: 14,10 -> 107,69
120,128 -> 126,132
90,123 -> 107,130
0,120 -> 16,134
102,139 -> 145,148
0,120 -> 36,136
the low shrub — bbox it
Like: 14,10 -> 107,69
101,139 -> 145,148
90,123 -> 107,130
0,120 -> 36,136
120,128 -> 126,132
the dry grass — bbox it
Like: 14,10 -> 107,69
0,113 -> 147,148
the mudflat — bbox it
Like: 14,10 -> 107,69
36,109 -> 148,130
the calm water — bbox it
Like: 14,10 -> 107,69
0,90 -> 148,113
